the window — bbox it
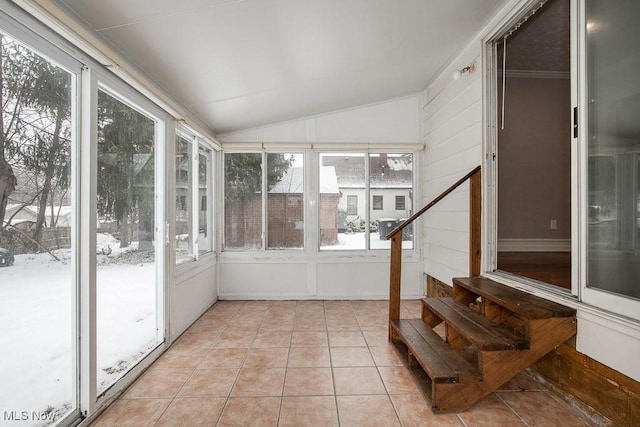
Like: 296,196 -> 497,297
175,135 -> 193,264
373,195 -> 383,210
584,0 -> 640,314
320,152 -> 414,250
224,152 -> 302,251
96,87 -> 164,394
347,195 -> 358,215
396,195 -> 406,210
267,153 -> 304,249
198,146 -> 213,254
0,31 -> 78,423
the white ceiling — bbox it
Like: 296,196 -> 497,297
55,0 -> 507,135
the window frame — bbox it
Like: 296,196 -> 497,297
222,150 -> 305,252
175,127 -> 216,265
395,195 -> 406,210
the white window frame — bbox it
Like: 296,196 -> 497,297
175,127 -> 216,266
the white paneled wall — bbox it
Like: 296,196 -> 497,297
422,42 -> 484,285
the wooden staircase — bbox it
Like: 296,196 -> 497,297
384,166 -> 577,413
389,276 -> 576,413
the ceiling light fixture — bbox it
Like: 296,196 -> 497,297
452,62 -> 476,80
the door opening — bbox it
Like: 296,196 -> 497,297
494,0 -> 572,290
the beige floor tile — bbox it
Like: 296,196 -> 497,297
124,367 -> 193,398
214,330 -> 256,348
197,348 -> 248,369
154,346 -> 211,369
279,396 -> 339,427
458,394 -> 527,426
252,331 -> 292,348
362,330 -> 390,347
218,396 -> 281,427
175,330 -> 221,348
330,346 -> 375,367
231,367 -> 286,397
92,398 -> 171,427
177,368 -> 239,397
326,315 -> 361,331
328,331 -> 367,347
293,316 -> 327,331
378,366 -> 420,394
225,317 -> 263,332
244,347 -> 289,368
188,318 -> 229,334
156,397 -> 226,427
390,394 -> 463,427
369,346 -> 404,367
499,391 -> 595,426
287,346 -> 331,367
291,331 -> 328,347
283,367 -> 334,396
337,395 -> 401,427
333,367 -> 386,395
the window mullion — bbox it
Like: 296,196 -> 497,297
262,151 -> 268,251
192,136 -> 199,260
365,153 -> 370,250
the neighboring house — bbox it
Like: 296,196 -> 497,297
4,204 -> 72,227
321,154 -> 413,223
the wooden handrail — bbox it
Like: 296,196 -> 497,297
388,166 -> 481,331
385,165 -> 481,240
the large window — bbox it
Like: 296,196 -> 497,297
586,0 -> 640,304
96,88 -> 163,393
0,32 -> 77,426
224,152 -> 302,251
319,152 -> 413,250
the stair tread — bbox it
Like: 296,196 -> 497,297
391,319 -> 481,383
453,277 -> 576,319
422,298 -> 528,351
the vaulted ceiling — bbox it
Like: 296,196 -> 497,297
53,0 -> 507,135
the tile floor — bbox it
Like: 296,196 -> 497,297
92,300 -> 596,426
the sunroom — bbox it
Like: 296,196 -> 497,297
0,0 -> 638,426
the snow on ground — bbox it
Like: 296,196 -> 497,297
0,234 -> 157,427
321,232 -> 414,250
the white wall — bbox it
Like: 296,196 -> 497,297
170,264 -> 218,340
422,42 -> 484,284
219,94 -> 422,144
217,95 -> 424,300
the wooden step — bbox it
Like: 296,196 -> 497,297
390,319 -> 481,383
422,297 -> 528,351
453,277 -> 576,319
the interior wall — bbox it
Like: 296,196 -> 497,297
498,76 -> 571,249
170,265 -> 218,340
422,41 -> 484,283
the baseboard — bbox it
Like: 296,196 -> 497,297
498,238 -> 571,252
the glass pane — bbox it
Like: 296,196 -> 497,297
97,89 -> 161,393
0,34 -> 76,425
175,136 -> 193,264
370,153 -> 413,249
198,146 -> 212,254
267,153 -> 302,249
224,153 -> 262,250
586,0 -> 640,299
320,153 -> 365,250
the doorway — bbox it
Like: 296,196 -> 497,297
494,0 -> 572,290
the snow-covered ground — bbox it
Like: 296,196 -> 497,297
0,234 -> 158,427
321,232 -> 414,250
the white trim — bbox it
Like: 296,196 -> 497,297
497,238 -> 571,252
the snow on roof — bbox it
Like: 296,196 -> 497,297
321,154 -> 412,188
268,166 -> 340,194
